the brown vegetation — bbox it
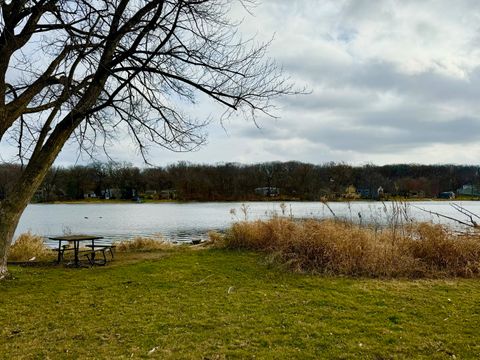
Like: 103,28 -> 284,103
214,218 -> 480,278
114,236 -> 174,252
8,233 -> 53,262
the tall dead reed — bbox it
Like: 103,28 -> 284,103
215,218 -> 480,278
9,232 -> 52,262
114,236 -> 173,252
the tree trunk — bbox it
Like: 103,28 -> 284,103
0,83 -> 108,280
0,143 -> 65,278
0,200 -> 26,279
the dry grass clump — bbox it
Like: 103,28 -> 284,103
218,218 -> 480,278
114,236 -> 174,252
407,223 -> 480,277
205,231 -> 226,248
9,232 -> 52,262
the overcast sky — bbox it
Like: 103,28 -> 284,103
4,0 -> 480,167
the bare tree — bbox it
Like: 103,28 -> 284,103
0,0 -> 295,278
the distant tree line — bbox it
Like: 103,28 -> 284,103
1,161 -> 479,202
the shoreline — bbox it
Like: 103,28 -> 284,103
31,196 -> 480,205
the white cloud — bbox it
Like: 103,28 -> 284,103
3,0 -> 480,166
221,0 -> 480,165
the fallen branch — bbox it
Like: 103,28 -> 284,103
411,204 -> 479,229
450,203 -> 480,227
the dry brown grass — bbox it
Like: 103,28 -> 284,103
9,232 -> 53,262
215,218 -> 480,278
114,236 -> 174,252
205,231 -> 226,248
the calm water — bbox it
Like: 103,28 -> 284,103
15,201 -> 480,244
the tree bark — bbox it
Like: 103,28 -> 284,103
0,201 -> 25,279
0,117 -> 76,277
0,167 -> 56,278
0,83 -> 108,278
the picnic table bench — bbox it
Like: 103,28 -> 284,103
83,243 -> 116,265
49,235 -> 115,267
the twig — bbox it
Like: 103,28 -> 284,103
411,204 -> 478,228
451,203 -> 480,227
321,200 -> 337,219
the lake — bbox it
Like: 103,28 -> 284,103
15,201 -> 480,244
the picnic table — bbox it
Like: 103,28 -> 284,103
49,235 -> 113,267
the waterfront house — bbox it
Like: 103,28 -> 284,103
254,187 -> 280,197
456,184 -> 480,197
438,191 -> 455,199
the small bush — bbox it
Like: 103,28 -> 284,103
114,236 -> 173,252
9,232 -> 52,262
220,218 -> 480,278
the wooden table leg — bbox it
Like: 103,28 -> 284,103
91,239 -> 96,263
74,240 -> 80,267
57,240 -> 62,263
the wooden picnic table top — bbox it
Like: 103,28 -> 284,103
49,235 -> 104,241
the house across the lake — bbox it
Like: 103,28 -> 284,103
456,184 -> 480,197
160,189 -> 177,200
104,188 -> 122,199
357,188 -> 371,199
408,190 -> 425,198
377,186 -> 384,198
438,191 -> 455,199
255,187 -> 280,197
84,191 -> 97,198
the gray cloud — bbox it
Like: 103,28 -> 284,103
239,0 -> 480,164
4,0 -> 480,166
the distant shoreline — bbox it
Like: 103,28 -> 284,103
31,196 -> 480,204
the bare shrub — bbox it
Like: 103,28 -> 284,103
9,233 -> 52,262
221,218 -> 480,278
114,236 -> 173,252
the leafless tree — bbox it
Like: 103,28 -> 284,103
0,0 -> 295,278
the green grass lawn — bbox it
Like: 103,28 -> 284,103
1,248 -> 479,359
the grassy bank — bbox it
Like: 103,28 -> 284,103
1,248 -> 480,359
